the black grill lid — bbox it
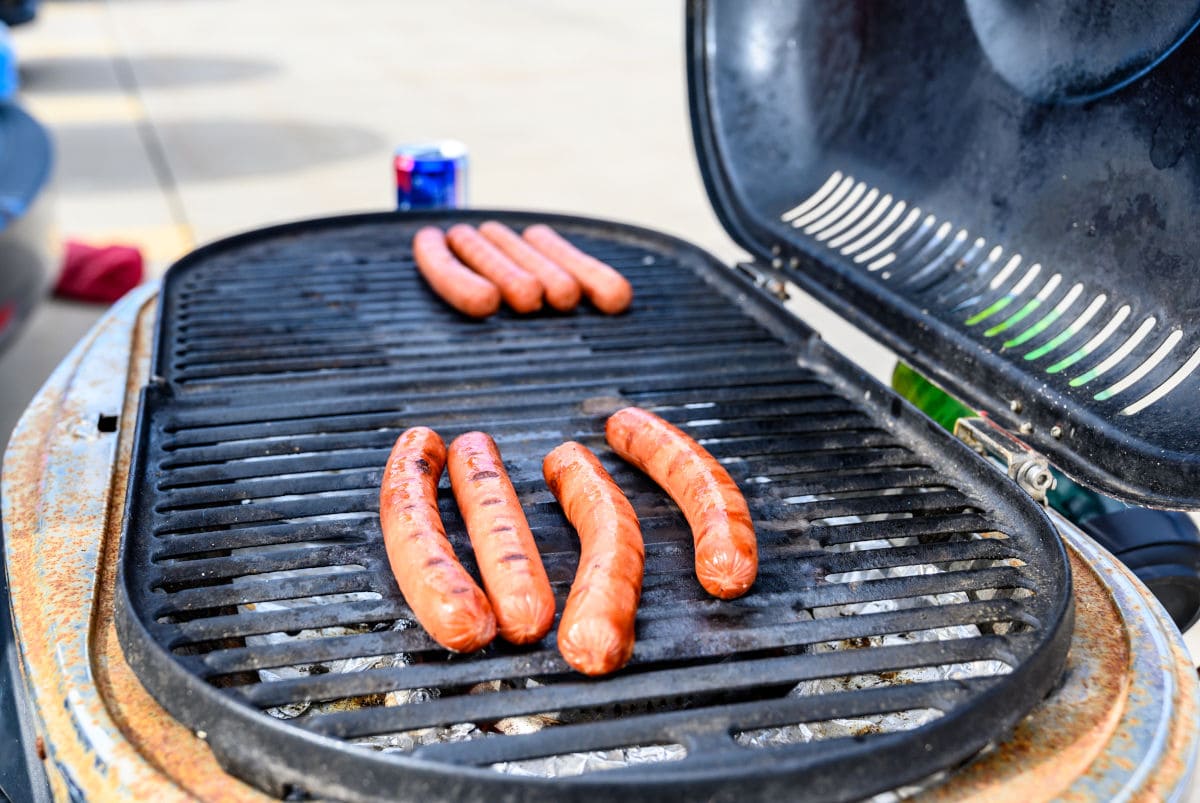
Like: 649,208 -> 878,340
687,0 -> 1200,509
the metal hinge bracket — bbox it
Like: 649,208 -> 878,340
735,261 -> 791,302
953,416 -> 1055,504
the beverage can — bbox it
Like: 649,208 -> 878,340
394,141 -> 468,210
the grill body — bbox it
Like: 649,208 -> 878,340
114,211 -> 1071,802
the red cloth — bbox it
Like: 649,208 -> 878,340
54,240 -> 144,303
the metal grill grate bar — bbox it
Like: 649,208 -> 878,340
155,537 -> 1018,618
162,565 -> 1028,649
161,394 -> 856,452
194,596 -> 1026,679
413,679 -> 979,767
159,375 -> 831,431
297,637 -> 1010,739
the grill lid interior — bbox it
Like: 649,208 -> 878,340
116,211 -> 1072,802
687,0 -> 1200,509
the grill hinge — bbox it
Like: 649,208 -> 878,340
954,416 -> 1055,504
735,261 -> 791,302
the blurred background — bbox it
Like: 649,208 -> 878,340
0,0 -> 895,457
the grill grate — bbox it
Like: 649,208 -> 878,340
116,212 -> 1071,803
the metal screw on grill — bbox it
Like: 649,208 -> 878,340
766,279 -> 790,301
1017,462 -> 1055,498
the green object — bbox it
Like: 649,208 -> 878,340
889,362 -> 1128,524
890,362 -> 974,432
984,298 -> 1041,337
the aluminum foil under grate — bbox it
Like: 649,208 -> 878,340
234,523 -> 1012,779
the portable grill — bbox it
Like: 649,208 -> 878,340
3,1 -> 1200,801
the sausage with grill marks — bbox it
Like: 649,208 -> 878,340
449,432 -> 555,645
379,427 -> 496,652
522,224 -> 633,315
543,441 -> 644,676
447,224 -> 543,313
478,221 -> 582,312
411,227 -> 501,319
605,407 -> 757,599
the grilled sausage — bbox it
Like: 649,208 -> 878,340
379,427 -> 496,652
449,432 -> 555,645
478,221 -> 582,312
412,227 -> 501,319
522,224 -> 633,315
543,442 -> 644,676
447,224 -> 543,314
605,407 -> 757,599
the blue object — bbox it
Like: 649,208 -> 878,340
0,24 -> 16,101
393,141 -> 468,210
0,1 -> 37,27
0,103 -> 54,355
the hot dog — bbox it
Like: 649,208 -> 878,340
543,442 -> 644,676
522,224 -> 633,315
379,427 -> 496,652
411,227 -> 501,319
447,224 -> 543,314
448,432 -> 555,645
605,407 -> 757,599
478,221 -> 582,312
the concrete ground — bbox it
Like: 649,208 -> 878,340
0,0 -> 1197,795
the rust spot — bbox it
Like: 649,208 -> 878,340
492,525 -> 514,533
425,557 -> 449,568
412,457 -> 432,475
481,497 -> 503,506
35,736 -> 46,761
5,294 -> 272,800
500,553 -> 529,563
470,470 -> 500,481
916,546 -> 1131,801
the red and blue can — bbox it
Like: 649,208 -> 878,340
393,141 -> 468,210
